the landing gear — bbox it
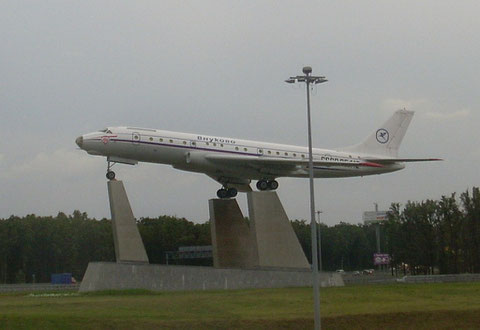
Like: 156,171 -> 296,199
256,180 -> 269,191
268,180 -> 279,190
228,188 -> 238,198
216,187 -> 238,199
217,188 -> 228,199
106,161 -> 116,180
256,179 -> 279,191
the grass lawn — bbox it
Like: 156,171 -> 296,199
1,283 -> 480,329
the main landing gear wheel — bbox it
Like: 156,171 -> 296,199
217,189 -> 228,199
268,180 -> 279,190
256,180 -> 269,191
227,188 -> 238,198
106,171 -> 116,180
256,179 -> 279,191
216,187 -> 238,199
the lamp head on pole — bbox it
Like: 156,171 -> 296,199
285,67 -> 327,85
302,66 -> 312,75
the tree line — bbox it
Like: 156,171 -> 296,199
384,187 -> 480,275
0,187 -> 478,283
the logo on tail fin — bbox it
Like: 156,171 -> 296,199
339,109 -> 414,157
376,129 -> 389,144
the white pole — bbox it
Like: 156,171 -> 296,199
304,67 -> 321,330
316,210 -> 323,272
285,67 -> 327,330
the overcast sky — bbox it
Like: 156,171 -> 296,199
1,1 -> 478,225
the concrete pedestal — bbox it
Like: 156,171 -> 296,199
108,180 -> 149,263
81,186 -> 317,292
247,191 -> 310,269
209,191 -> 309,269
209,199 -> 254,268
79,262 -> 344,292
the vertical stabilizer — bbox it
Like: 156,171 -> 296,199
340,109 -> 414,157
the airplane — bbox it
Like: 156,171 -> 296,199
75,109 -> 441,199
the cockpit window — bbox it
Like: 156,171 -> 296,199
99,129 -> 112,134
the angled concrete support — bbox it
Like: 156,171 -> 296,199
209,199 -> 254,268
209,191 -> 309,270
108,180 -> 149,264
247,191 -> 310,269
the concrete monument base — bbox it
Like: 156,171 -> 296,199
81,183 -> 325,292
79,262 -> 343,292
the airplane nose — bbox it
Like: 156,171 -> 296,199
75,136 -> 83,148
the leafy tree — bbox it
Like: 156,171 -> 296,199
436,194 -> 463,273
461,187 -> 480,273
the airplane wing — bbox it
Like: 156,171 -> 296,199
364,158 -> 443,164
205,154 -> 384,169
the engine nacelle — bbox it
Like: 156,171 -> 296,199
173,151 -> 217,173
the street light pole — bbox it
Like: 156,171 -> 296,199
316,210 -> 323,272
286,67 -> 327,330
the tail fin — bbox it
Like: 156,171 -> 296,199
340,109 -> 414,157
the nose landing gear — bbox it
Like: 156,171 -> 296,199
106,161 -> 116,180
256,179 -> 279,191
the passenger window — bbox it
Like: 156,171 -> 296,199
169,139 -> 173,143
183,141 -> 187,145
276,152 -> 280,155
149,137 -> 153,141
159,138 -> 163,142
235,147 -> 239,151
244,148 -> 248,151
267,151 -> 271,154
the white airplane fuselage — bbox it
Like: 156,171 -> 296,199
77,128 -> 402,180
76,110 -> 438,194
